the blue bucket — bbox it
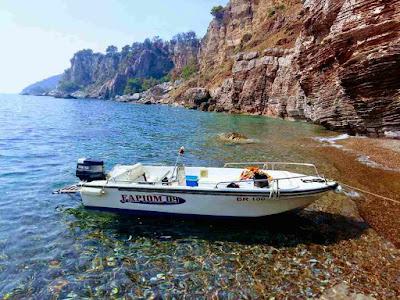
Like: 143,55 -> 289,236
186,175 -> 199,187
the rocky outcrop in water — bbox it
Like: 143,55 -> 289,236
217,132 -> 256,144
189,0 -> 400,137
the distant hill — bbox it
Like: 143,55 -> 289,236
21,74 -> 62,96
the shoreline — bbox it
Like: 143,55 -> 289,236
312,135 -> 400,248
339,137 -> 400,171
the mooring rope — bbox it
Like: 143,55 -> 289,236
338,182 -> 400,205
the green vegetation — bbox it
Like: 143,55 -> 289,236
268,3 -> 286,17
124,78 -> 144,94
171,31 -> 197,44
276,3 -> 286,10
211,5 -> 224,19
181,60 -> 198,80
58,81 -> 80,93
106,45 -> 118,55
121,45 -> 131,55
161,74 -> 171,83
123,76 -> 170,95
268,8 -> 276,17
141,78 -> 159,91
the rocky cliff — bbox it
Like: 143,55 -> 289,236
53,33 -> 200,99
186,0 -> 400,137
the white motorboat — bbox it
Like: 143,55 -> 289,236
56,152 -> 340,218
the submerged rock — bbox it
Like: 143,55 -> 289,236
217,132 -> 256,144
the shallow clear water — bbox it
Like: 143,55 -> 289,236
0,94 -> 346,298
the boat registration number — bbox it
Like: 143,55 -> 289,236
237,197 -> 269,202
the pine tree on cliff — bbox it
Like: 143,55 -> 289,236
106,45 -> 118,55
211,5 -> 224,19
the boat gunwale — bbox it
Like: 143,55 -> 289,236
81,183 -> 337,197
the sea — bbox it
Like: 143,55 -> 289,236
0,94 -> 374,298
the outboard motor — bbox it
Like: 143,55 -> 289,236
76,158 -> 106,182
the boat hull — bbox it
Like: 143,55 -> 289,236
80,186 -> 330,217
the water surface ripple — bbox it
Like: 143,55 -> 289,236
0,94 -> 368,298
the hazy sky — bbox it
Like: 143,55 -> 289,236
0,0 -> 227,93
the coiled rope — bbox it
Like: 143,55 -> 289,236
339,182 -> 400,205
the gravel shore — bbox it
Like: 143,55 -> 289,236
294,135 -> 400,299
332,137 -> 400,247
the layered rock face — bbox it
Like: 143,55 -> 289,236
298,0 -> 400,135
199,0 -> 303,74
195,0 -> 400,137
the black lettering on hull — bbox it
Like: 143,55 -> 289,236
120,194 -> 185,205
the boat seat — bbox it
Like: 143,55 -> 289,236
127,163 -> 146,181
109,163 -> 146,182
